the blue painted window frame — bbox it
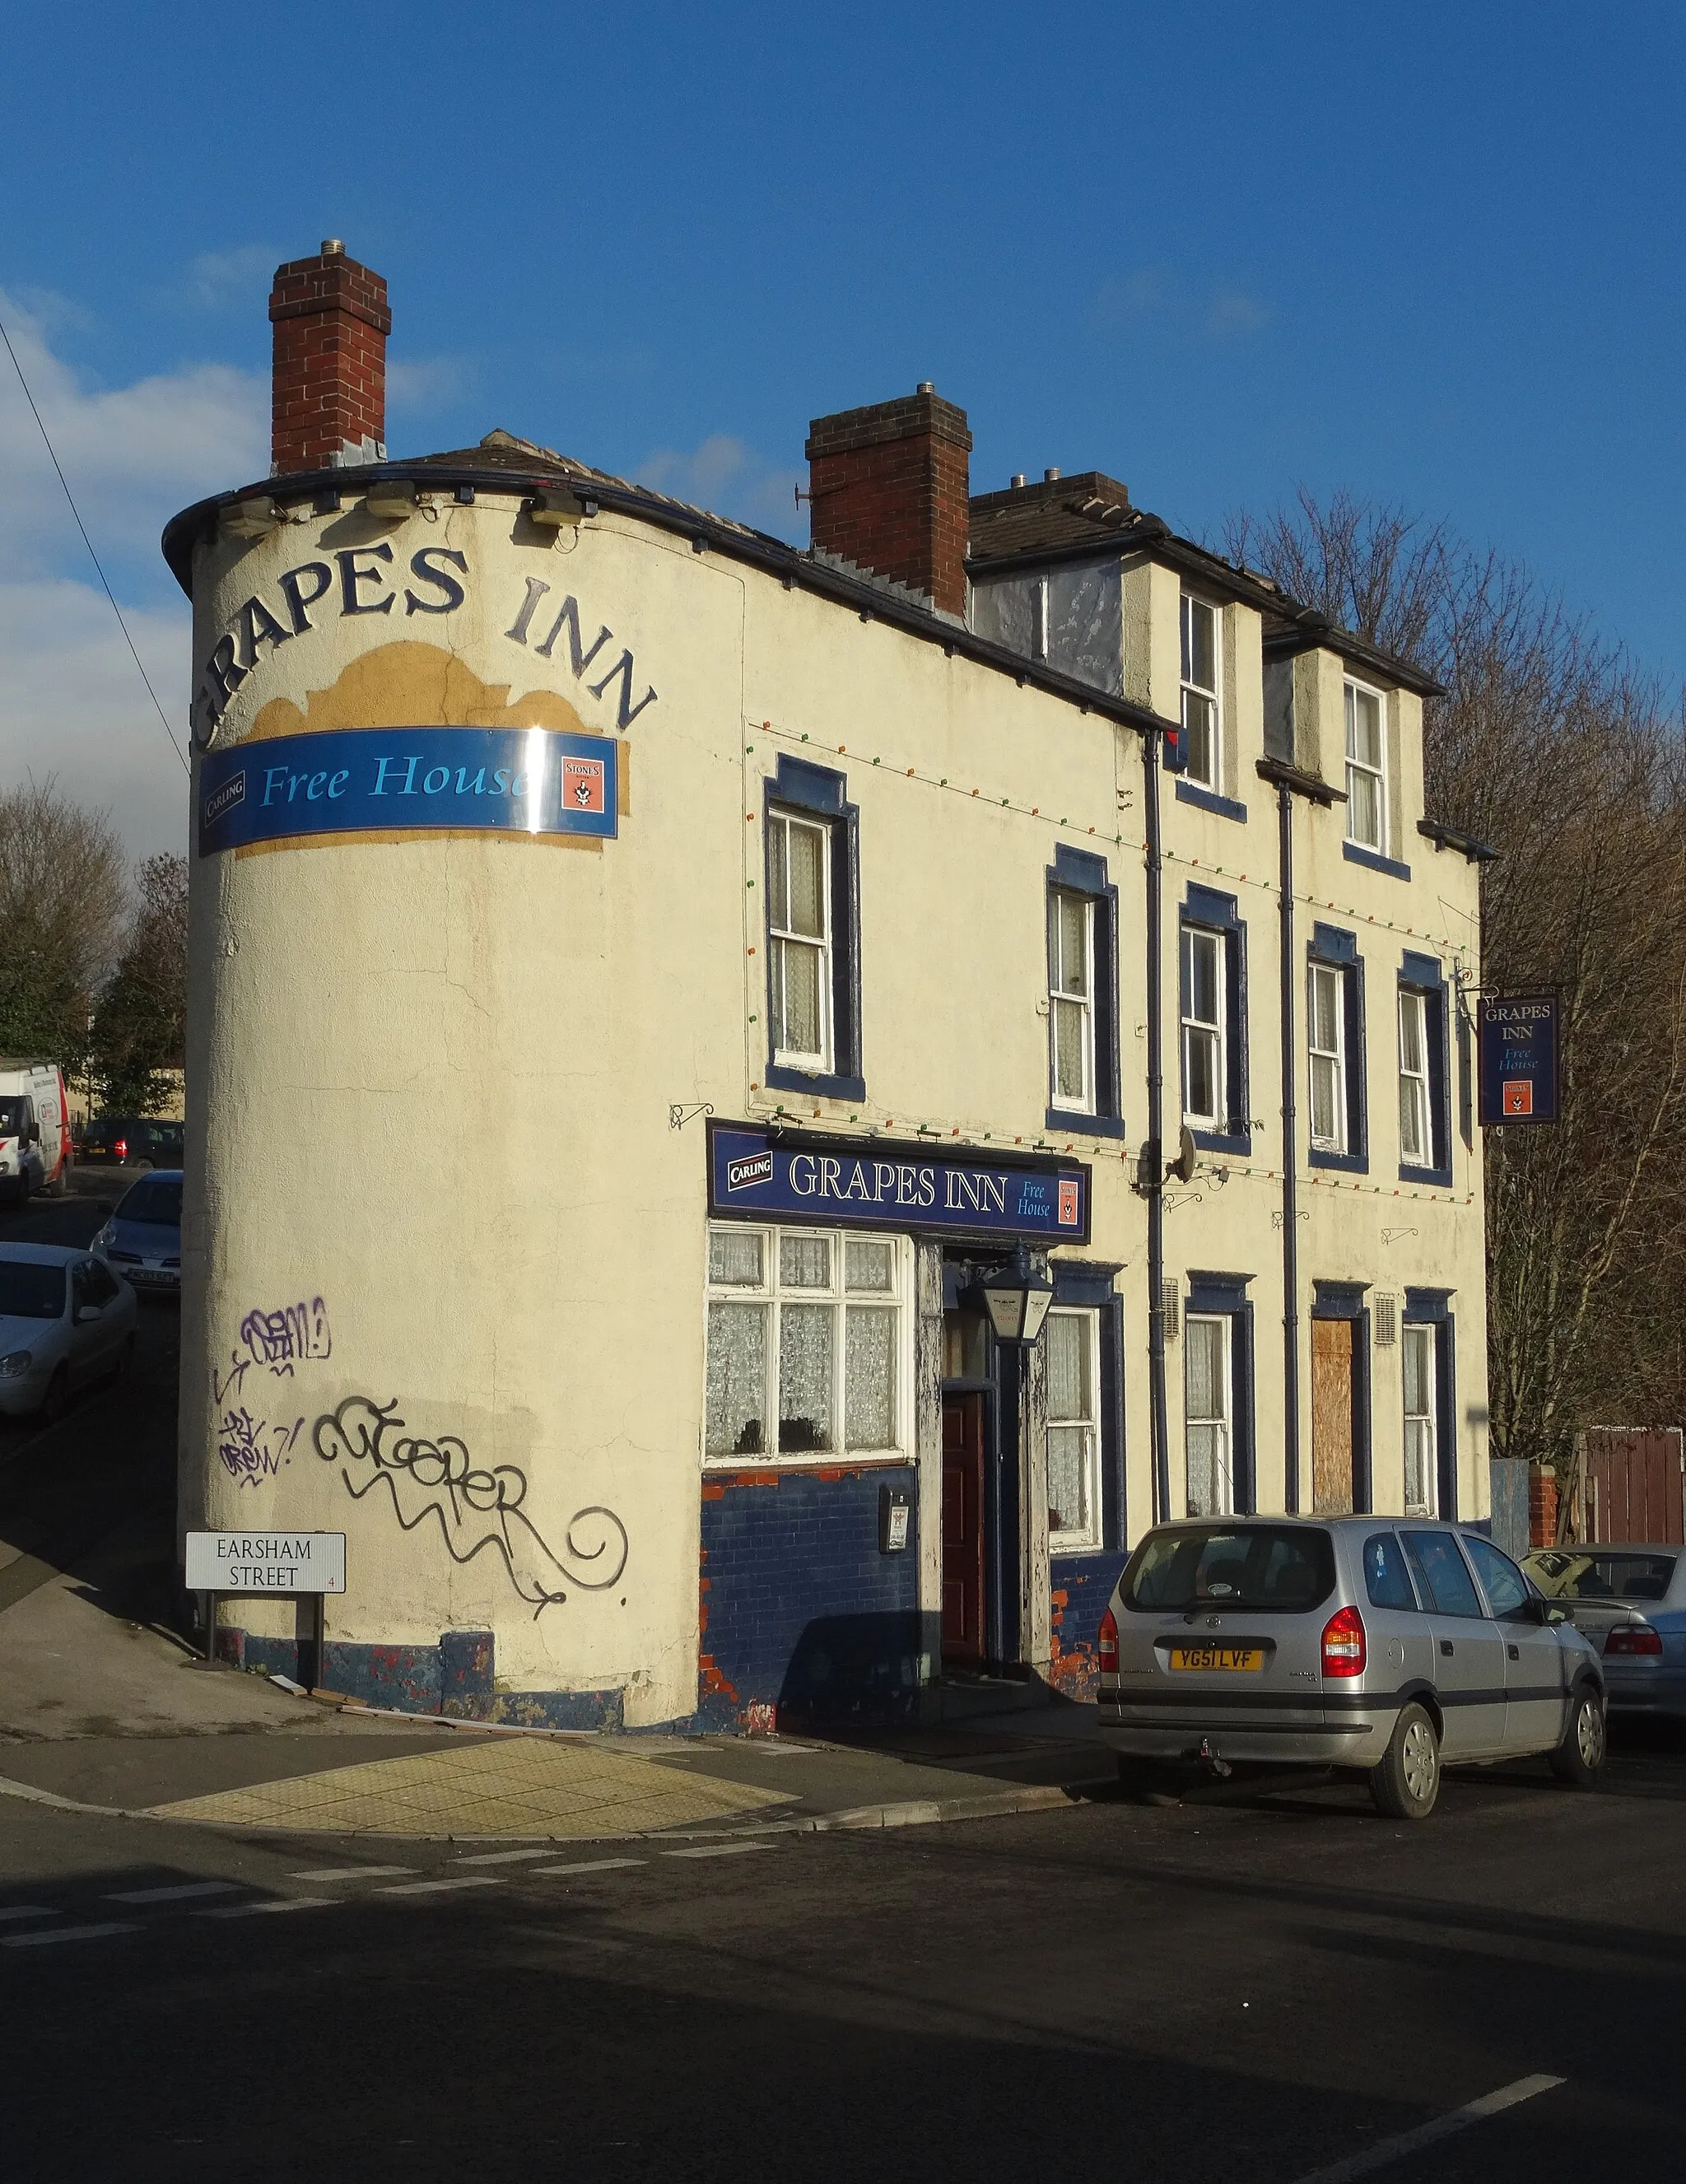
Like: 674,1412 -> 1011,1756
1045,845 -> 1125,1139
1397,949 -> 1453,1187
1180,882 -> 1251,1156
1185,1269 -> 1255,1515
1404,1288 -> 1458,1521
1307,922 -> 1367,1175
762,755 -> 865,1102
1343,839 -> 1412,883
1312,1278 -> 1373,1514
1050,1263 -> 1125,1552
1175,778 -> 1248,825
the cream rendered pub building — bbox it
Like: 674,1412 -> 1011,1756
165,245 -> 1488,1728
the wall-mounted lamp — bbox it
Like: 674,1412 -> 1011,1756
363,477 -> 418,519
221,496 -> 281,539
976,1246 -> 1055,1348
527,487 -> 589,531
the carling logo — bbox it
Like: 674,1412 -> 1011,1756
561,756 -> 606,813
1057,1177 -> 1080,1227
725,1152 -> 774,1192
203,771 -> 247,827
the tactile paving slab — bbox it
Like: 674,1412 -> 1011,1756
145,1738 -> 795,1839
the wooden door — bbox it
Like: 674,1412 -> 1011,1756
1311,1317 -> 1355,1515
942,1392 -> 987,1661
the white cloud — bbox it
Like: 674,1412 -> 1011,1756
0,290 -> 258,864
1095,268 -> 1272,345
386,353 -> 472,417
636,433 -> 802,539
0,578 -> 189,864
0,286 -> 267,586
173,244 -> 282,313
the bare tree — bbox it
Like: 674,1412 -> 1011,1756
0,778 -> 128,1069
1225,495 -> 1686,1461
90,853 -> 189,1114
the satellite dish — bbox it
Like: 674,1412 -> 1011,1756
1166,1126 -> 1199,1185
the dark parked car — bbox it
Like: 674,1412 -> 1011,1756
93,1171 -> 182,1295
77,1116 -> 184,1170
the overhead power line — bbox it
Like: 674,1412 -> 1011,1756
0,312 -> 189,775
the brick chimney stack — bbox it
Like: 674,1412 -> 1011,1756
803,386 -> 972,618
268,240 -> 391,476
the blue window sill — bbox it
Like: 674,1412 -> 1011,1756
1309,1146 -> 1368,1175
1175,779 -> 1248,825
766,1063 -> 868,1103
1343,840 -> 1411,882
1191,1126 -> 1254,1157
1046,1107 -> 1126,1141
1399,1161 -> 1453,1190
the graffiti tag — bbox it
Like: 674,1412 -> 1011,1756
213,1296 -> 333,1404
311,1395 -> 628,1616
217,1408 -> 305,1488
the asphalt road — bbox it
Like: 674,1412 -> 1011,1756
2,1739 -> 1683,2184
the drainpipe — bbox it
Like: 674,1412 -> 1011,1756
1143,728 -> 1171,1525
1275,778 -> 1301,1511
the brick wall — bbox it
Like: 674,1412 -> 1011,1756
698,1465 -> 921,1730
805,389 -> 971,617
1048,1551 -> 1130,1701
268,242 -> 391,475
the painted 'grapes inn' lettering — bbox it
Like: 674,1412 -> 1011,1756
192,551 -> 658,745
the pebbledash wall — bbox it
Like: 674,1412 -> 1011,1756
165,254 -> 1489,1732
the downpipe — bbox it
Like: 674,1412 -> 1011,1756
1142,726 -> 1171,1525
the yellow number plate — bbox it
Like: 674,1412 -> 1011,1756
1168,1646 -> 1263,1673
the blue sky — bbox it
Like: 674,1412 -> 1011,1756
2,2 -> 1682,856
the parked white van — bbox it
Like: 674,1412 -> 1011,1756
0,1060 -> 72,1204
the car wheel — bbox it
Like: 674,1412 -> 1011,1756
1370,1701 -> 1441,1820
1549,1684 -> 1606,1788
1116,1755 -> 1183,1806
40,1367 -> 69,1424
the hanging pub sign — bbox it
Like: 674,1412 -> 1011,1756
708,1121 -> 1090,1243
1477,994 -> 1560,1125
197,725 -> 618,856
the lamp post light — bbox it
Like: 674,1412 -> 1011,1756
978,1245 -> 1055,1348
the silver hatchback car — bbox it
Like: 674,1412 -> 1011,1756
1096,1516 -> 1606,1819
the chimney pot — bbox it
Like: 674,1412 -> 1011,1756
1011,473 -> 1027,489
268,243 -> 390,476
916,380 -> 934,393
1044,468 -> 1061,482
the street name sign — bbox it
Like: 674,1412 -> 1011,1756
184,1531 -> 347,1594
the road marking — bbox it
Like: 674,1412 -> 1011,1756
3,1922 -> 140,1949
106,1881 -> 244,1904
0,1907 -> 55,1924
453,1847 -> 556,1865
1290,2075 -> 1567,2184
196,1897 -> 334,1919
287,1865 -> 416,1882
531,1857 -> 648,1877
375,1875 -> 504,1897
662,1842 -> 775,1860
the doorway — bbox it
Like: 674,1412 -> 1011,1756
941,1391 -> 987,1662
1311,1317 -> 1355,1514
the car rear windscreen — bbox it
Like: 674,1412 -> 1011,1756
1541,1553 -> 1676,1603
1124,1525 -> 1337,1614
0,1263 -> 66,1320
119,1176 -> 182,1225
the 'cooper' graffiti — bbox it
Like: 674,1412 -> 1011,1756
311,1395 -> 629,1616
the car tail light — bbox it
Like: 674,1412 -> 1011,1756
1605,1625 -> 1664,1657
114,1137 -> 128,1160
1321,1604 -> 1367,1677
1098,1606 -> 1119,1675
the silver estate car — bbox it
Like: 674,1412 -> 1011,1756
1525,1544 -> 1686,1722
1097,1516 -> 1605,1819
